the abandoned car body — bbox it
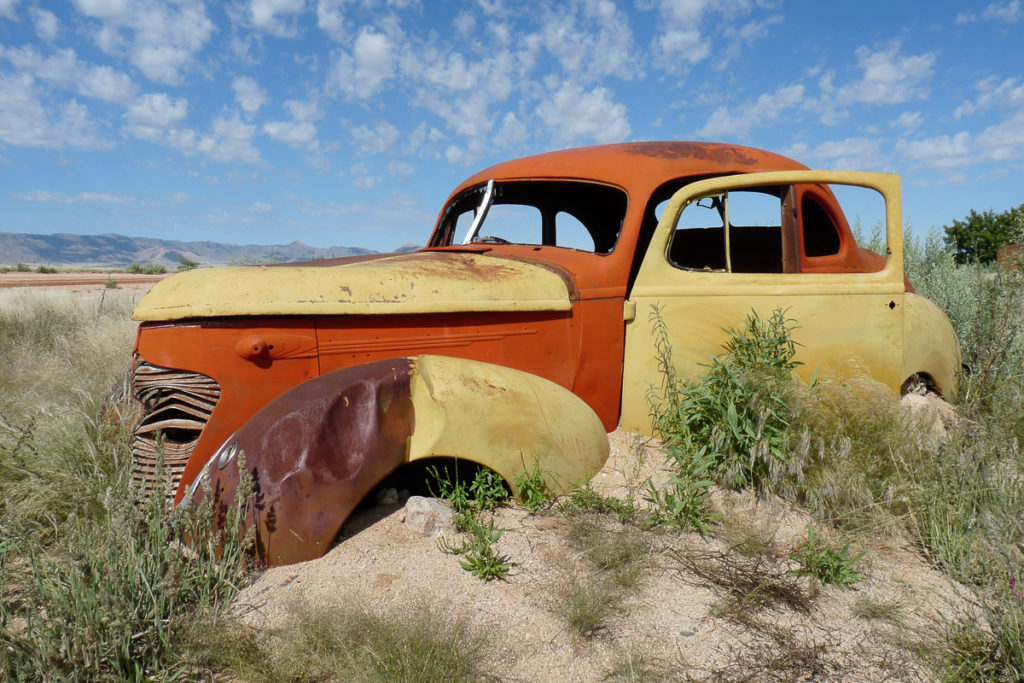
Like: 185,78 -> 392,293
129,142 -> 960,565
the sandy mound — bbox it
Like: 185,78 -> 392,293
232,429 -> 977,681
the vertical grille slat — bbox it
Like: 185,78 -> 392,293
130,358 -> 220,504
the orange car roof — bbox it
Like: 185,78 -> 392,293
449,141 -> 810,196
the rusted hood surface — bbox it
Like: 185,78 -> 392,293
133,251 -> 574,321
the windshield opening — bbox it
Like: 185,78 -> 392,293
431,180 -> 627,254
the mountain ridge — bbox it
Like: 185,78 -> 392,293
0,232 -> 414,267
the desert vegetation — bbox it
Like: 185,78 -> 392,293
1,218 -> 1023,680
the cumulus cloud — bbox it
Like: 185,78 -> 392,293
232,76 -> 267,114
317,0 -> 348,40
536,81 -> 630,144
790,137 -> 885,170
329,27 -> 396,99
837,42 -> 935,106
71,0 -> 215,86
896,132 -> 972,169
0,46 -> 136,103
539,2 -> 640,82
125,92 -> 261,163
984,0 -> 1022,22
349,120 -> 400,154
250,0 -> 305,37
648,0 -> 773,74
698,84 -> 805,139
263,99 -> 321,151
350,161 -> 380,188
0,73 -> 112,149
387,160 -> 414,178
954,76 -> 1024,118
0,0 -> 18,20
30,7 -> 60,41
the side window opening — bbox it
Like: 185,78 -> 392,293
801,194 -> 841,257
668,189 -> 786,273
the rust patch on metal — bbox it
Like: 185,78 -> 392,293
190,357 -> 416,566
489,253 -> 581,301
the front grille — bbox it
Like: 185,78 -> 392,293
130,358 -> 220,504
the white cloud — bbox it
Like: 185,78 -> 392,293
536,82 -> 630,144
955,76 -> 1024,118
349,120 -> 399,154
539,2 -> 640,82
976,108 -> 1024,160
648,0 -> 765,74
0,0 -> 18,20
197,113 -> 261,164
14,190 -> 75,203
317,0 -> 348,40
71,0 -> 215,86
329,27 -> 396,99
984,0 -> 1022,22
30,7 -> 60,41
262,99 -> 321,151
839,42 -> 935,106
790,137 -> 884,170
387,160 -> 414,178
892,111 -> 923,131
250,0 -> 305,37
495,111 -> 528,148
232,76 -> 267,114
125,92 -> 188,135
698,84 -> 805,139
896,132 -> 972,169
0,46 -> 136,103
125,93 -> 261,164
13,190 -> 134,204
0,73 -> 112,149
350,161 -> 380,188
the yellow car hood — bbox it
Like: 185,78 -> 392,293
132,251 -> 573,321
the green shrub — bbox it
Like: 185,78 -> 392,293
788,525 -> 864,588
514,456 -> 550,512
648,305 -> 802,491
429,464 -> 512,581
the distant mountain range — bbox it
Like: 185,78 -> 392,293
0,232 -> 420,267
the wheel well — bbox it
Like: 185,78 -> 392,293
357,457 -> 512,507
901,372 -> 939,396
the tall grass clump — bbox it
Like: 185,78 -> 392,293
0,289 -> 253,680
189,597 -> 489,682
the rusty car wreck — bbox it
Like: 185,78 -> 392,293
128,142 -> 960,565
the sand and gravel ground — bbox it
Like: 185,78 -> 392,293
233,429 -> 977,682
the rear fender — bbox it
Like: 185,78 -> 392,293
187,354 -> 608,566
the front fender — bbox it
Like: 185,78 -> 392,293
187,354 -> 609,566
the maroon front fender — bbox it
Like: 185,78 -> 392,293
188,357 -> 416,566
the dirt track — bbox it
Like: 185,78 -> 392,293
0,272 -> 167,291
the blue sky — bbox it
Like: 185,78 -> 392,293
0,0 -> 1022,252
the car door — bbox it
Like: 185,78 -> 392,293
620,171 -> 907,434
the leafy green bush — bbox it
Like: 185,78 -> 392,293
648,305 -> 802,490
429,464 -> 512,581
788,525 -> 864,588
514,456 -> 550,512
